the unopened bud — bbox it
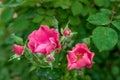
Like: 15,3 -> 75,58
63,28 -> 71,37
46,55 -> 54,62
12,44 -> 24,56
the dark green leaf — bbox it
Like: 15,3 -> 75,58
111,66 -> 119,75
69,16 -> 80,26
117,39 -> 120,49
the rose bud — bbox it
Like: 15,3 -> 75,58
46,55 -> 54,62
63,28 -> 71,37
12,44 -> 24,56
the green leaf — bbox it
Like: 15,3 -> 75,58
87,12 -> 110,25
42,0 -> 53,2
0,8 -> 14,22
92,27 -> 118,51
111,66 -> 119,75
69,16 -> 80,26
114,14 -> 120,19
41,16 -> 53,26
100,8 -> 111,15
5,3 -> 21,7
52,17 -> 59,31
36,68 -> 63,79
37,8 -> 45,15
94,0 -> 110,7
12,17 -> 29,31
32,16 -> 43,23
11,34 -> 23,45
22,0 -> 39,6
94,0 -> 105,7
117,76 -> 120,80
9,54 -> 21,61
82,37 -> 91,46
112,20 -> 120,31
117,39 -> 120,49
46,10 -> 55,16
54,0 -> 71,9
71,1 -> 83,16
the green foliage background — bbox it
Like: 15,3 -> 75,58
0,0 -> 120,80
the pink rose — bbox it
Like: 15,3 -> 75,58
67,43 -> 94,70
63,28 -> 71,36
28,25 -> 61,55
12,44 -> 24,56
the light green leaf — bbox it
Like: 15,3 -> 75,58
92,27 -> 118,51
11,34 -> 23,45
52,17 -> 59,31
87,12 -> 110,25
0,8 -> 14,22
112,20 -> 120,31
9,54 -> 21,61
71,1 -> 83,16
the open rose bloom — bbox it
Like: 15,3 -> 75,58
28,25 -> 61,55
12,44 -> 24,56
67,43 -> 94,70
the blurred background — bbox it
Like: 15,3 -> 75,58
0,0 -> 120,80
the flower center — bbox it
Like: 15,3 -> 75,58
76,54 -> 83,61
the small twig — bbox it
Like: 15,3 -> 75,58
108,7 -> 116,27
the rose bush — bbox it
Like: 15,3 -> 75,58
11,25 -> 95,79
11,24 -> 95,78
